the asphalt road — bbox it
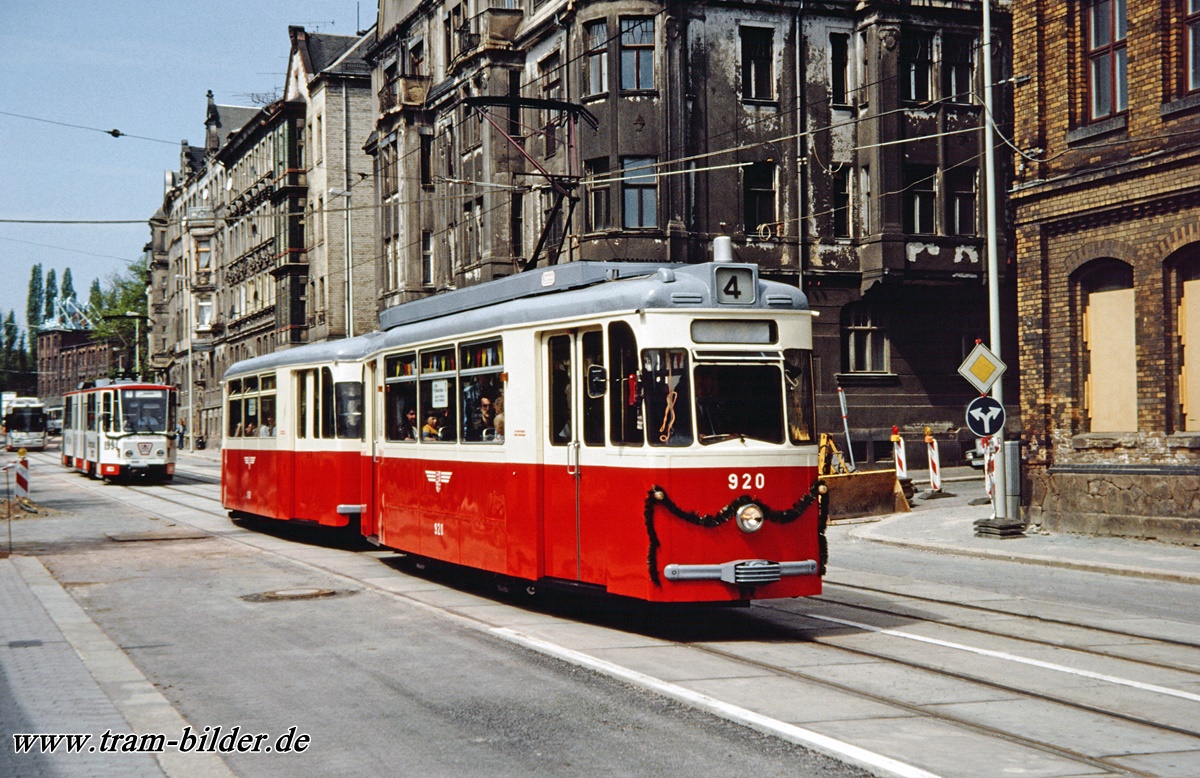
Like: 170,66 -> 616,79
13,453 -> 870,778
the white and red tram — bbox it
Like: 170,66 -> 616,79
222,260 -> 826,603
62,380 -> 178,481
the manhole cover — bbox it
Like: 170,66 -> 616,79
240,588 -> 353,603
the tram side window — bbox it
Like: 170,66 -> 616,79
419,348 -> 457,442
582,331 -> 604,446
86,394 -> 96,432
385,353 -> 418,441
102,392 -> 114,433
608,322 -> 643,446
642,349 -> 692,447
296,372 -> 307,439
461,340 -> 504,444
64,399 -> 72,430
784,349 -> 816,444
227,379 -> 243,438
336,381 -> 363,440
548,335 -> 572,446
320,367 -> 335,438
259,393 -> 276,437
258,373 -> 276,437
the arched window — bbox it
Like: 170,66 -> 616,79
1077,259 -> 1135,432
1173,250 -> 1200,431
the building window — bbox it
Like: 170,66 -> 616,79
946,168 -> 977,236
1078,260 -> 1135,431
421,231 -> 433,286
830,33 -> 850,105
741,27 -> 773,101
843,304 -> 889,373
900,31 -> 934,103
1086,0 -> 1127,120
620,17 -> 655,91
510,193 -> 524,258
832,168 -> 851,238
904,165 -> 936,234
586,158 -> 610,232
539,52 -> 562,157
584,20 -> 608,96
621,156 -> 657,228
1184,0 -> 1200,93
942,34 -> 974,102
743,162 -> 776,235
420,134 -> 433,187
859,166 -> 872,234
1177,258 -> 1200,430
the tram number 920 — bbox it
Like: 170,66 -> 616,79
729,473 -> 766,490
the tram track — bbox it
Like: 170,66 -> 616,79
30,451 -> 1200,776
822,580 -> 1200,654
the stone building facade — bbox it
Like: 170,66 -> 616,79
1012,0 -> 1200,540
154,28 -> 376,448
366,0 -> 1013,464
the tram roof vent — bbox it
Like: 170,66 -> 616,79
713,235 -> 733,263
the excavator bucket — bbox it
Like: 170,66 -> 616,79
822,469 -> 909,520
819,433 -> 909,520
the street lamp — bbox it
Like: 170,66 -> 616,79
329,187 -> 353,339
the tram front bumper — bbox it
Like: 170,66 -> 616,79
662,559 -> 818,586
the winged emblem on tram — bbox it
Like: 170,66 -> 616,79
425,470 -> 453,492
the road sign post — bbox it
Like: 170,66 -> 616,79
959,343 -> 1024,536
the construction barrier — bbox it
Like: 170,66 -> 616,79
891,426 -> 907,479
924,426 -> 942,493
16,457 -> 28,500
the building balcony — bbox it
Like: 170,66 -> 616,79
450,8 -> 523,72
379,75 -> 433,112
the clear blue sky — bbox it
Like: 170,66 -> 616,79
0,1 -> 368,341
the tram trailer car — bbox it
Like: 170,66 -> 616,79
4,397 -> 48,451
223,260 -> 826,604
62,380 -> 178,481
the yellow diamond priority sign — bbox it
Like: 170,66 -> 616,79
958,342 -> 1007,395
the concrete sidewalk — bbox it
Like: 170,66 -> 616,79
841,469 -> 1200,585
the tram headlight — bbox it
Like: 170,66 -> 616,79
156,449 -> 165,457
125,449 -> 134,458
735,503 -> 765,533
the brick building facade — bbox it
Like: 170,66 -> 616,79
1012,0 -> 1200,540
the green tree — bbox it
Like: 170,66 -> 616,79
1,311 -> 17,391
88,278 -> 103,312
44,268 -> 58,322
61,268 -> 75,302
91,258 -> 149,377
24,265 -> 42,373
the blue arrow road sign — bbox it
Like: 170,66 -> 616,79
966,395 -> 1006,437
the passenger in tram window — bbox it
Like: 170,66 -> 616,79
492,395 -> 504,441
259,416 -> 275,437
422,414 -> 440,440
398,407 -> 418,440
437,407 -> 456,441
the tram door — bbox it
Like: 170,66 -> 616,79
541,328 -> 603,581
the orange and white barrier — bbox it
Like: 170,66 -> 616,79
924,427 -> 941,493
891,426 -> 907,479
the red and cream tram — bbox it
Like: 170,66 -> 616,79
63,380 -> 178,481
222,260 -> 826,603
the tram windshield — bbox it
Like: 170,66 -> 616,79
5,407 -> 46,433
693,363 -> 784,445
119,389 -> 173,434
